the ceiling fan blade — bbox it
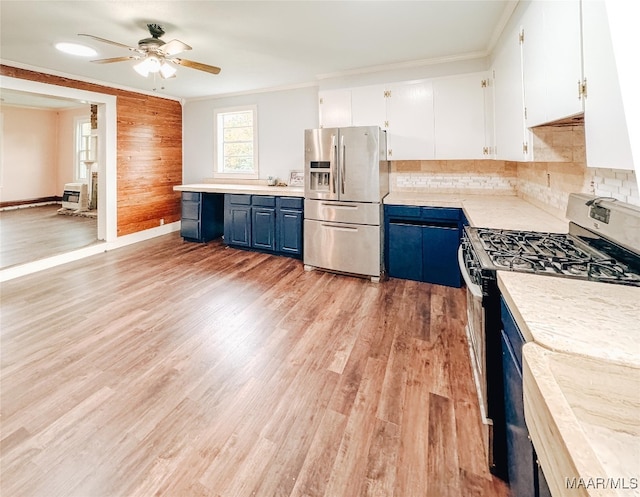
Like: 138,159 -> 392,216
91,56 -> 138,64
78,33 -> 138,52
172,58 -> 221,75
160,39 -> 192,56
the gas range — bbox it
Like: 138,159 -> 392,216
461,194 -> 640,289
457,193 -> 640,480
464,226 -> 640,285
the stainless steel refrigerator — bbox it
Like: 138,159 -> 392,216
303,126 -> 389,280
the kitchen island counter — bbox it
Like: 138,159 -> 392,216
384,192 -> 568,232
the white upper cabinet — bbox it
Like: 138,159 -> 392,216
386,81 -> 435,160
433,72 -> 491,160
348,81 -> 435,160
492,21 -> 530,162
351,85 -> 386,128
318,89 -> 351,128
581,0 -> 634,170
521,0 -> 583,127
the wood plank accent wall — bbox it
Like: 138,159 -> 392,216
0,65 -> 183,236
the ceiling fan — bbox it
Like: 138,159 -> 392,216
78,24 -> 221,79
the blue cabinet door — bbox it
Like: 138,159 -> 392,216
501,330 -> 535,497
277,208 -> 303,256
422,225 -> 461,287
252,207 -> 276,251
388,223 -> 423,281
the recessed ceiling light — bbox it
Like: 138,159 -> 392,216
55,42 -> 97,57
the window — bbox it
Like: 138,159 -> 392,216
74,117 -> 95,181
214,105 -> 258,179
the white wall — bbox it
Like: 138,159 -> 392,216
1,106 -> 58,202
183,86 -> 318,184
0,104 -> 90,203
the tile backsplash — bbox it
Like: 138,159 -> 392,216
390,123 -> 639,219
391,160 -> 517,195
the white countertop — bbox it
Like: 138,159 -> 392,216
174,183 -> 304,197
384,192 -> 569,232
498,271 -> 640,368
498,271 -> 640,497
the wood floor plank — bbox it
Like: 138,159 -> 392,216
0,204 -> 97,268
0,233 -> 510,497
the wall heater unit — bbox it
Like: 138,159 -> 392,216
61,183 -> 88,210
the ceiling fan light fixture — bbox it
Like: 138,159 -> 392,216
159,62 -> 177,79
133,56 -> 161,77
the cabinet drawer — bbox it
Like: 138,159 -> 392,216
227,194 -> 251,205
277,197 -> 303,210
181,201 -> 201,220
252,195 -> 276,207
180,219 -> 201,239
385,205 -> 422,219
421,207 -> 460,222
181,191 -> 201,202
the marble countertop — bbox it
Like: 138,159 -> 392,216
498,271 -> 640,368
384,192 -> 568,232
498,271 -> 640,496
174,183 -> 304,197
523,343 -> 640,497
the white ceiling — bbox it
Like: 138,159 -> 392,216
0,1 -> 516,101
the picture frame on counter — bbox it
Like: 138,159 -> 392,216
289,170 -> 304,187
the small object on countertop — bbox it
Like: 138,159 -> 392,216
267,176 -> 277,186
276,182 -> 288,187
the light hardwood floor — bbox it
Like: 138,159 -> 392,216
0,233 -> 509,497
0,204 -> 97,268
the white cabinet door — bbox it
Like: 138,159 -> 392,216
521,0 -> 547,127
433,72 -> 489,159
351,85 -> 386,128
522,0 -> 583,127
544,0 -> 583,124
318,89 -> 351,128
493,23 -> 528,161
386,81 -> 435,160
582,0 -> 634,170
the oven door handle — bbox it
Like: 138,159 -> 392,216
458,246 -> 483,299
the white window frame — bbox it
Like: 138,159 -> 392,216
74,116 -> 94,182
213,105 -> 259,179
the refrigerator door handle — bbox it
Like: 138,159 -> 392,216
340,134 -> 346,195
331,134 -> 338,194
319,202 -> 358,209
321,223 -> 358,232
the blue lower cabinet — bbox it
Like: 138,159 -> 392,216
501,297 -> 551,497
225,205 -> 252,247
385,205 -> 464,287
276,208 -> 303,257
180,192 -> 224,242
224,194 -> 303,258
388,223 -> 423,281
252,207 -> 276,251
423,225 -> 461,287
502,330 -> 535,497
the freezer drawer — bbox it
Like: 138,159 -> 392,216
304,199 -> 380,225
304,219 -> 382,277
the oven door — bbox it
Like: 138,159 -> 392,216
458,245 -> 491,463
